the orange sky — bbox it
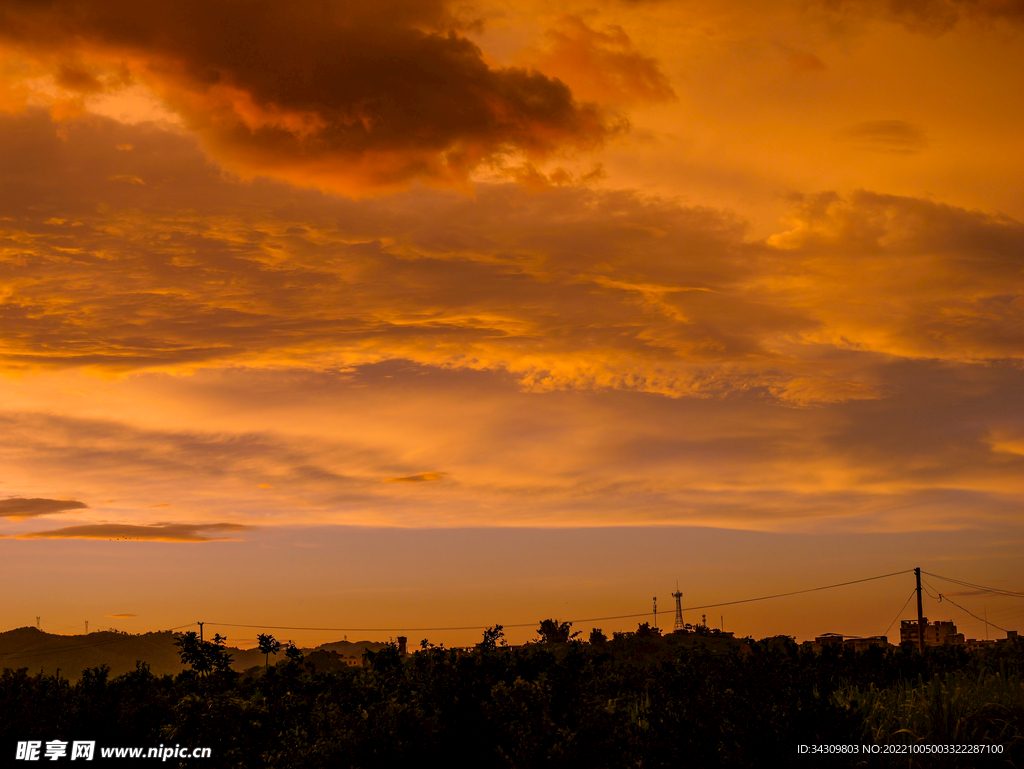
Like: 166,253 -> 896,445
0,0 -> 1021,645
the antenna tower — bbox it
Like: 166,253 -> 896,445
672,583 -> 684,632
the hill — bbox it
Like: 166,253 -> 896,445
313,639 -> 387,659
0,627 -> 261,680
0,627 -> 393,681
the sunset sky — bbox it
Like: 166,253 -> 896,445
1,0 -> 1022,647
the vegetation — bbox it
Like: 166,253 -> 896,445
258,633 -> 283,672
0,628 -> 1020,768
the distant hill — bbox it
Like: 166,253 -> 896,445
313,639 -> 387,659
0,627 -> 387,681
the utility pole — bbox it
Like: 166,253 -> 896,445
36,616 -> 40,629
85,620 -> 88,634
653,597 -> 657,630
915,567 -> 925,654
198,622 -> 204,642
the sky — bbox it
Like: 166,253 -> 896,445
0,0 -> 1022,648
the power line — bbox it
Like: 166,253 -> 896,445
922,572 -> 1024,599
677,569 -> 914,613
206,569 -> 915,634
882,588 -> 918,639
38,619 -> 83,630
921,589 -> 1009,635
942,595 -> 1007,634
920,579 -> 941,600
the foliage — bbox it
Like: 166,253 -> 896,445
635,622 -> 662,639
833,669 -> 1024,757
478,625 -> 507,652
2,632 -> 1020,768
258,633 -> 282,671
536,619 -> 580,644
285,643 -> 303,664
173,631 -> 234,678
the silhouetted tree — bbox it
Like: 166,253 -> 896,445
284,643 -> 303,664
174,631 -> 233,677
477,625 -> 506,651
635,622 -> 662,638
257,633 -> 282,671
210,634 -> 233,674
536,619 -> 579,644
589,627 -> 608,645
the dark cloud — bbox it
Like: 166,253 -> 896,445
0,0 -> 615,191
838,120 -> 927,154
0,497 -> 88,517
10,522 -> 253,542
385,472 -> 446,483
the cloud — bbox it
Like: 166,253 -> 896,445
3,112 -> 1024,407
4,360 -> 1024,531
0,0 -> 616,192
0,497 -> 88,518
838,120 -> 927,154
785,50 -> 827,73
765,190 -> 1024,363
385,472 -> 446,483
9,522 -> 253,542
106,613 -> 138,618
816,0 -> 1024,33
525,16 -> 676,107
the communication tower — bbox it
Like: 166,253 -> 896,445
672,583 -> 684,632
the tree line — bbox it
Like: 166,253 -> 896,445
1,620 -> 1021,768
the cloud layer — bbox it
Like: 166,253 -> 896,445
2,112 -> 1023,406
0,497 -> 88,517
0,0 -> 615,191
8,522 -> 252,542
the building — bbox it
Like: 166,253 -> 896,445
843,636 -> 889,652
814,633 -> 845,647
900,618 -> 965,647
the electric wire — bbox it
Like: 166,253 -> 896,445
918,577 -> 1008,635
920,579 -> 941,600
882,588 -> 918,639
934,594 -> 1007,635
205,569 -> 915,634
922,572 -> 1024,599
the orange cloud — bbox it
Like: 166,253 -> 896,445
837,120 -> 927,154
0,497 -> 88,517
0,0 -> 615,192
8,522 -> 252,542
385,472 -> 446,483
3,112 -> 1024,406
527,16 -> 675,108
817,0 -> 1024,34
